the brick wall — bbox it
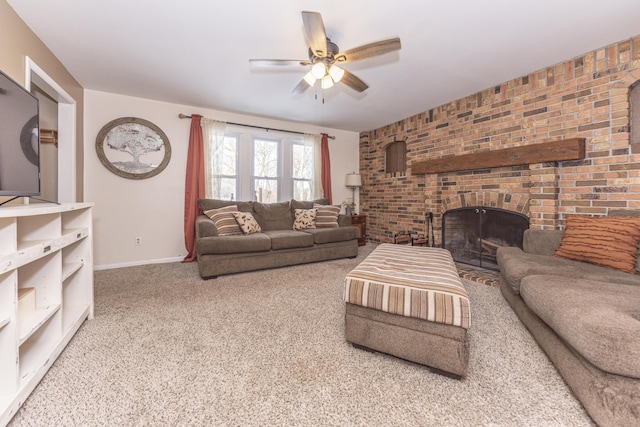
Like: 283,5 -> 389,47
360,35 -> 640,245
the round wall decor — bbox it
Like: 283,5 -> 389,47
96,117 -> 171,179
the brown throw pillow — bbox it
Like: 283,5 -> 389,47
554,214 -> 640,274
204,205 -> 243,236
313,204 -> 340,228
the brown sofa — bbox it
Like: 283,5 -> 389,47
195,199 -> 359,279
497,211 -> 640,427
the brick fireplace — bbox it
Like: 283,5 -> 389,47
358,34 -> 640,246
441,201 -> 529,270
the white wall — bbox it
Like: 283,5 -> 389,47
84,90 -> 360,269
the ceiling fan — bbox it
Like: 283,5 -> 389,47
249,11 -> 401,94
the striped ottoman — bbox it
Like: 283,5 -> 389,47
344,243 -> 471,378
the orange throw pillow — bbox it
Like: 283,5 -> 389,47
554,214 -> 640,274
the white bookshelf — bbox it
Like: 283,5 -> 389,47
0,203 -> 93,426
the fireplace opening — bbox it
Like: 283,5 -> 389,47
442,206 -> 529,271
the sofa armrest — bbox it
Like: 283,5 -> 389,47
523,229 -> 564,255
196,215 -> 219,238
338,214 -> 352,227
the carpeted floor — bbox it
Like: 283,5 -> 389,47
9,245 -> 593,426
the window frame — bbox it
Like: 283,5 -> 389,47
207,126 -> 315,202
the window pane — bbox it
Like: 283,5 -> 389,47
219,137 -> 237,175
210,136 -> 237,199
293,180 -> 312,201
292,143 -> 313,179
212,177 -> 237,200
254,178 -> 278,202
254,139 -> 278,177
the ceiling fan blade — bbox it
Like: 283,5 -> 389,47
250,59 -> 310,67
340,70 -> 369,92
302,11 -> 328,57
292,79 -> 310,94
335,37 -> 401,63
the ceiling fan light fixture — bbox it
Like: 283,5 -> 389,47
311,62 -> 326,79
329,65 -> 344,83
321,74 -> 334,89
303,71 -> 317,86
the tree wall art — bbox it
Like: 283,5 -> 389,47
96,117 -> 171,179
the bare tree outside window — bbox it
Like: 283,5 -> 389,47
254,139 -> 279,202
205,129 -> 316,202
292,142 -> 313,200
211,136 -> 238,200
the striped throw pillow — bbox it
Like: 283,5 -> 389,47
554,214 -> 640,274
313,204 -> 340,228
204,205 -> 243,236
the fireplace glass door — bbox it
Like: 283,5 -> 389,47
442,206 -> 529,270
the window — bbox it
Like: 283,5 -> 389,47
253,138 -> 279,202
210,135 -> 238,200
207,126 -> 315,202
386,140 -> 407,175
292,141 -> 314,200
631,82 -> 640,147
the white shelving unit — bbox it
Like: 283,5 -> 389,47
0,203 -> 93,426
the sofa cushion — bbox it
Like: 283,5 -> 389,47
291,199 -> 314,211
522,229 -> 564,256
302,226 -> 359,244
520,275 -> 640,379
293,208 -> 317,230
197,233 -> 271,255
199,198 -> 253,213
314,204 -> 340,228
264,230 -> 314,250
253,201 -> 293,231
554,214 -> 640,274
232,212 -> 262,234
203,205 -> 243,236
291,198 -> 330,213
497,246 -> 640,294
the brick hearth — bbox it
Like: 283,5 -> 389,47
456,263 -> 500,288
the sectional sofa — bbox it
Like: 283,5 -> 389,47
497,211 -> 640,427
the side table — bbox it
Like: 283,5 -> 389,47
351,214 -> 367,246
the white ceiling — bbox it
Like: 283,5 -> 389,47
8,0 -> 640,132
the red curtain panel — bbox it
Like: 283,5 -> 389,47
321,133 -> 332,204
183,114 -> 205,262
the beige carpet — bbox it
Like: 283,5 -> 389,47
9,245 -> 593,426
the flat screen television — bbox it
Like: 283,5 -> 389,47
0,68 -> 40,198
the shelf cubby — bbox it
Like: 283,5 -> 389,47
0,218 -> 17,257
0,203 -> 93,426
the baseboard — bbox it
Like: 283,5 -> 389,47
94,256 -> 185,271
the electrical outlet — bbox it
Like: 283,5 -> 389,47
135,237 -> 142,246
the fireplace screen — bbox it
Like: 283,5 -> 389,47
442,207 -> 529,271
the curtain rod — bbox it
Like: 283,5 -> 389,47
178,113 -> 335,139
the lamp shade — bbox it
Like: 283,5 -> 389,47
321,74 -> 334,89
303,71 -> 317,86
311,62 -> 326,79
345,173 -> 362,187
329,65 -> 345,83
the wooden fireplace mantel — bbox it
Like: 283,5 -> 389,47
411,138 -> 585,175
